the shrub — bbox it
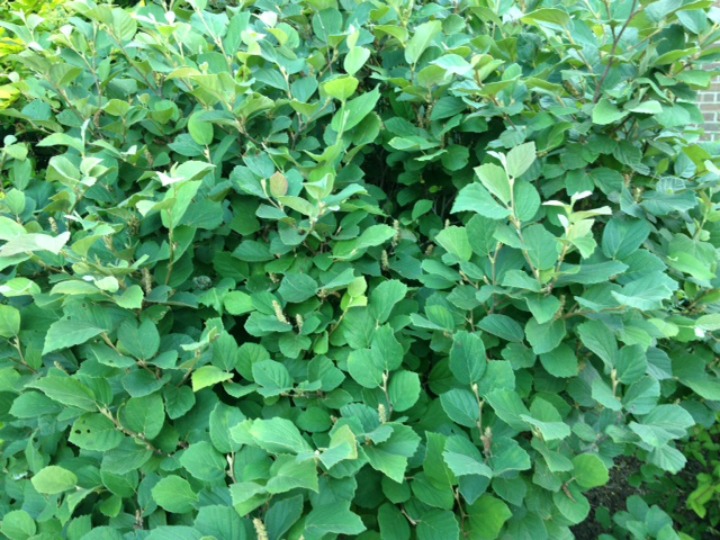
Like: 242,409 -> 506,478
1,0 -> 719,538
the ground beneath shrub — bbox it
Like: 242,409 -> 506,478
572,457 -> 646,539
571,456 -> 716,539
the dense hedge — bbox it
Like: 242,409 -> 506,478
1,0 -> 720,538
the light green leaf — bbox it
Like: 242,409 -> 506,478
592,98 -> 628,125
224,290 -> 253,315
188,111 -> 214,145
521,8 -> 570,27
451,184 -> 510,219
31,466 -> 77,495
405,20 -> 442,64
0,232 -> 70,257
344,46 -> 371,75
323,76 -> 359,101
572,454 -> 609,489
192,365 -> 233,392
0,304 -> 20,337
332,86 -> 380,132
151,475 -> 198,513
506,142 -> 536,178
248,417 -> 312,454
475,163 -> 511,204
436,226 -> 472,261
0,510 -> 36,540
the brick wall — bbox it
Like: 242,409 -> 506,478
699,66 -> 720,141
698,1 -> 720,141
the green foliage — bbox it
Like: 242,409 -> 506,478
0,0 -> 719,538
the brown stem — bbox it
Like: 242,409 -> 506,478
593,0 -> 640,103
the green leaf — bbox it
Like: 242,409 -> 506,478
601,218 -> 651,259
151,475 -> 198,513
525,318 -> 566,355
121,393 -> 164,439
69,414 -> 124,451
539,344 -> 578,378
265,495 -> 304,540
118,319 -> 160,360
267,455 -> 319,494
513,181 -> 541,222
378,504 -> 411,540
347,348 -> 383,388
224,290 -> 253,315
475,163 -> 511,204
209,402 -> 245,453
0,510 -> 36,540
436,226 -> 472,261
344,46 -> 371,75
449,331 -> 487,384
478,315 -> 524,343
0,305 -> 20,337
417,509 -> 460,540
31,466 -> 77,495
553,483 -> 590,524
486,389 -> 531,431
466,495 -> 512,540
332,86 -> 381,131
192,365 -> 233,392
443,436 -> 492,478
506,142 -> 536,178
592,98 -> 628,125
188,111 -> 214,145
248,417 -> 312,454
252,360 -> 293,396
179,441 -> 226,482
451,184 -> 510,219
278,273 -> 318,303
522,224 -> 559,271
521,8 -> 570,27
369,279 -> 408,323
405,20 -> 442,64
195,506 -> 248,540
323,76 -> 359,101
305,504 -> 366,538
440,389 -> 480,428
28,376 -> 97,411
577,320 -> 618,368
363,424 -> 420,482
43,319 -> 105,354
388,370 -> 421,412
572,454 -> 609,489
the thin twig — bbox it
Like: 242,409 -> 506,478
593,0 -> 640,103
